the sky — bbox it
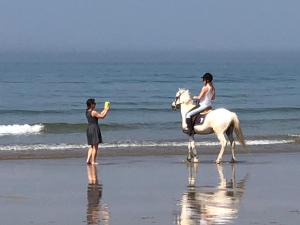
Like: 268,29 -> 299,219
0,0 -> 300,52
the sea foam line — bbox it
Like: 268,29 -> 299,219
0,124 -> 44,136
0,139 -> 295,151
104,139 -> 295,147
288,134 -> 300,138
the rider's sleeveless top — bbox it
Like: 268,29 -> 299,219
199,86 -> 213,106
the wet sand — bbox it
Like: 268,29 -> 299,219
0,152 -> 300,225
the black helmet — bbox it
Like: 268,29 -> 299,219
202,72 -> 213,82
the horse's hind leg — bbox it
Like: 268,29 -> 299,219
216,132 -> 227,164
226,125 -> 237,163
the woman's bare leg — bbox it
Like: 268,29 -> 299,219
86,146 -> 93,164
95,144 -> 98,160
91,144 -> 99,164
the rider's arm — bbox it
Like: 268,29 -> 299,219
91,108 -> 109,119
193,86 -> 208,100
211,86 -> 216,100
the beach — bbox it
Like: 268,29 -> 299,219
0,52 -> 299,225
1,0 -> 300,223
0,149 -> 300,225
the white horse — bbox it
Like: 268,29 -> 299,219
171,89 -> 245,164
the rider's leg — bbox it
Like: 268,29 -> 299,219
186,105 -> 207,136
185,117 -> 194,136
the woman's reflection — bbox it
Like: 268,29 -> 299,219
86,165 -> 109,225
176,164 -> 248,225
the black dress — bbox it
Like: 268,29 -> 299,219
86,110 -> 103,145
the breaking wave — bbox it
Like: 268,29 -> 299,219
0,124 -> 44,136
0,139 -> 295,151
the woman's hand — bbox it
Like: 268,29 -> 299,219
104,106 -> 110,112
104,101 -> 110,110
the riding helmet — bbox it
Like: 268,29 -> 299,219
202,73 -> 213,82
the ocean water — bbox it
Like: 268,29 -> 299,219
0,51 -> 299,151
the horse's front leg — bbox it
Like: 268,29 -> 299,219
187,139 -> 192,162
188,136 -> 198,163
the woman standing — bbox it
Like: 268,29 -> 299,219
86,98 -> 110,164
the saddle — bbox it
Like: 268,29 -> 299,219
191,106 -> 212,126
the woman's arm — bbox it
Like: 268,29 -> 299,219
193,86 -> 208,100
91,108 -> 109,119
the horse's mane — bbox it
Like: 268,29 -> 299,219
178,88 -> 191,98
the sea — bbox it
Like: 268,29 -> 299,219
0,51 -> 299,152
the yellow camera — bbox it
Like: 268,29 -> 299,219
104,101 -> 110,109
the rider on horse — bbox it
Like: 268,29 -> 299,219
185,73 -> 216,136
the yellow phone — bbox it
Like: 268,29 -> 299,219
104,101 -> 110,109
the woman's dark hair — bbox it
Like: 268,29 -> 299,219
86,98 -> 96,109
202,72 -> 213,82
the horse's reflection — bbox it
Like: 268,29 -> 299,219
86,165 -> 110,225
176,164 -> 248,225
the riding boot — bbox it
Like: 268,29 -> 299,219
186,118 -> 194,136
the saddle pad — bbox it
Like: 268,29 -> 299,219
193,113 -> 206,126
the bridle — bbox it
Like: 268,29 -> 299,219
172,91 -> 185,110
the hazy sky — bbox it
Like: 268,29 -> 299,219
0,0 -> 299,52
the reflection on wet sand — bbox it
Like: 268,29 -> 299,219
86,165 -> 110,225
176,164 -> 248,225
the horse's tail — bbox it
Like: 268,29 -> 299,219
232,113 -> 246,148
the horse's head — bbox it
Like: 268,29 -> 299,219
171,89 -> 192,110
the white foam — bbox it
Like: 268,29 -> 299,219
102,140 -> 294,148
245,139 -> 294,145
0,124 -> 44,136
0,144 -> 87,151
288,134 -> 300,138
0,139 -> 295,151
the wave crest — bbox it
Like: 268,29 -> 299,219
0,124 -> 44,136
0,139 -> 295,151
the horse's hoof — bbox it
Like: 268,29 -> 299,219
192,158 -> 199,163
231,158 -> 237,163
215,160 -> 221,164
